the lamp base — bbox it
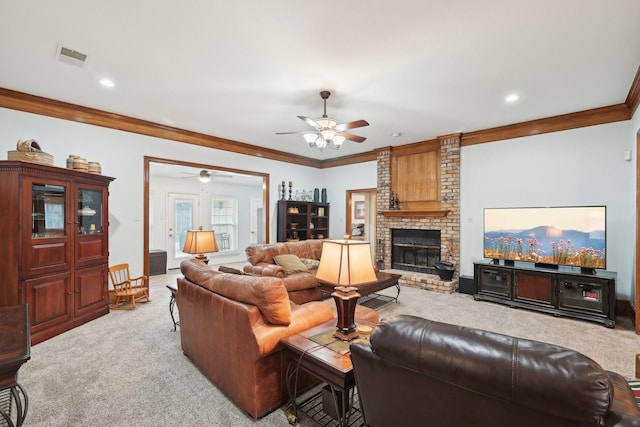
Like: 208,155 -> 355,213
194,254 -> 209,264
333,329 -> 360,342
331,286 -> 361,342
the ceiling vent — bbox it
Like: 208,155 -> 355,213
55,44 -> 88,68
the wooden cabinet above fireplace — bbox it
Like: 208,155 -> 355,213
391,140 -> 441,211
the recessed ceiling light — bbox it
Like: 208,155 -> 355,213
505,94 -> 519,103
99,78 -> 114,88
391,132 -> 402,137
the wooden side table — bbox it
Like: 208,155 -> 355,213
281,318 -> 374,426
0,305 -> 30,426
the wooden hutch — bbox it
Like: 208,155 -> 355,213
0,161 -> 115,344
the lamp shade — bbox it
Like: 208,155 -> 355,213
183,229 -> 219,257
316,240 -> 377,286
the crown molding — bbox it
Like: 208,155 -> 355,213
1,71 -> 638,169
626,65 -> 640,118
461,103 -> 631,147
0,88 -> 323,168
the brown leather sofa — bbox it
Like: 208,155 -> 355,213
243,240 -> 324,304
176,259 -> 335,418
350,315 -> 640,427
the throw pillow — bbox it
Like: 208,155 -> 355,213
300,258 -> 320,270
273,254 -> 308,274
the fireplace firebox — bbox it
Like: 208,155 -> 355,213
391,229 -> 441,274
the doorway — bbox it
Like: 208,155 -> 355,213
346,188 -> 377,260
144,156 -> 270,276
166,192 -> 200,269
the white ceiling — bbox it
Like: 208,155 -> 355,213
2,1 -> 639,161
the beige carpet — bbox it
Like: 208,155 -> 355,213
17,270 -> 640,426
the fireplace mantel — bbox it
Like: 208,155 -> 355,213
382,210 -> 450,218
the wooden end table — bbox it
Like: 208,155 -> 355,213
319,271 -> 402,302
281,318 -> 374,426
0,304 -> 30,427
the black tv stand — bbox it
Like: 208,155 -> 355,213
473,261 -> 616,327
534,262 -> 558,270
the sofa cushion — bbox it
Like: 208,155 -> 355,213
274,254 -> 308,274
285,240 -> 324,260
181,259 -> 291,325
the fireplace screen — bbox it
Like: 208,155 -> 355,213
391,229 -> 441,274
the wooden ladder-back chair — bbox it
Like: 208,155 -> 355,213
108,263 -> 151,310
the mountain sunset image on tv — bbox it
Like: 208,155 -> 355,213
483,206 -> 606,269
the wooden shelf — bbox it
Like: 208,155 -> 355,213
381,209 -> 449,218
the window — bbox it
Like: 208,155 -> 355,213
211,197 -> 237,252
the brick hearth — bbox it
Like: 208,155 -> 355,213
384,268 -> 459,294
376,134 -> 460,294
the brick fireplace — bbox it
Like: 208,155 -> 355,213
376,134 -> 460,293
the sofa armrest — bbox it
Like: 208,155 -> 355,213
244,262 -> 285,278
253,301 -> 334,357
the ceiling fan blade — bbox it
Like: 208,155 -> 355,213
276,131 -> 309,135
298,116 -> 320,129
335,119 -> 369,132
338,132 -> 366,143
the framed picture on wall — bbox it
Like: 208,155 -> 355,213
354,201 -> 365,219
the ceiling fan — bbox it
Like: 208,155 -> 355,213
277,91 -> 369,150
181,169 -> 233,183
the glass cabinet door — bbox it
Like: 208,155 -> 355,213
32,183 -> 66,238
77,188 -> 103,235
24,179 -> 72,278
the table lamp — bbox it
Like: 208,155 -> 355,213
183,227 -> 219,264
316,240 -> 377,341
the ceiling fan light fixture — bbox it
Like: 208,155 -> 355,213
277,90 -> 369,151
316,137 -> 327,151
199,170 -> 211,183
303,133 -> 318,145
332,135 -> 345,147
321,129 -> 336,141
316,117 -> 337,129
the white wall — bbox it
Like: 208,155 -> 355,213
319,161 -> 377,238
461,120 -> 637,299
0,108 -> 322,275
1,107 -> 638,300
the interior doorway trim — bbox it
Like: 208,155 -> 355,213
346,188 -> 377,257
636,131 -> 640,334
143,156 -> 269,277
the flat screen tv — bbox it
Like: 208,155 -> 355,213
483,206 -> 606,272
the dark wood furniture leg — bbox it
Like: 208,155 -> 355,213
166,283 -> 179,331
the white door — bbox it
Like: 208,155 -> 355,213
167,192 -> 200,269
250,197 -> 263,244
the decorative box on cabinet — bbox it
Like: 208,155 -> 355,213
0,161 -> 115,344
277,200 -> 330,242
474,261 -> 615,328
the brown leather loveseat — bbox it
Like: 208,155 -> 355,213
244,240 -> 324,304
176,259 -> 335,418
350,315 -> 640,427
